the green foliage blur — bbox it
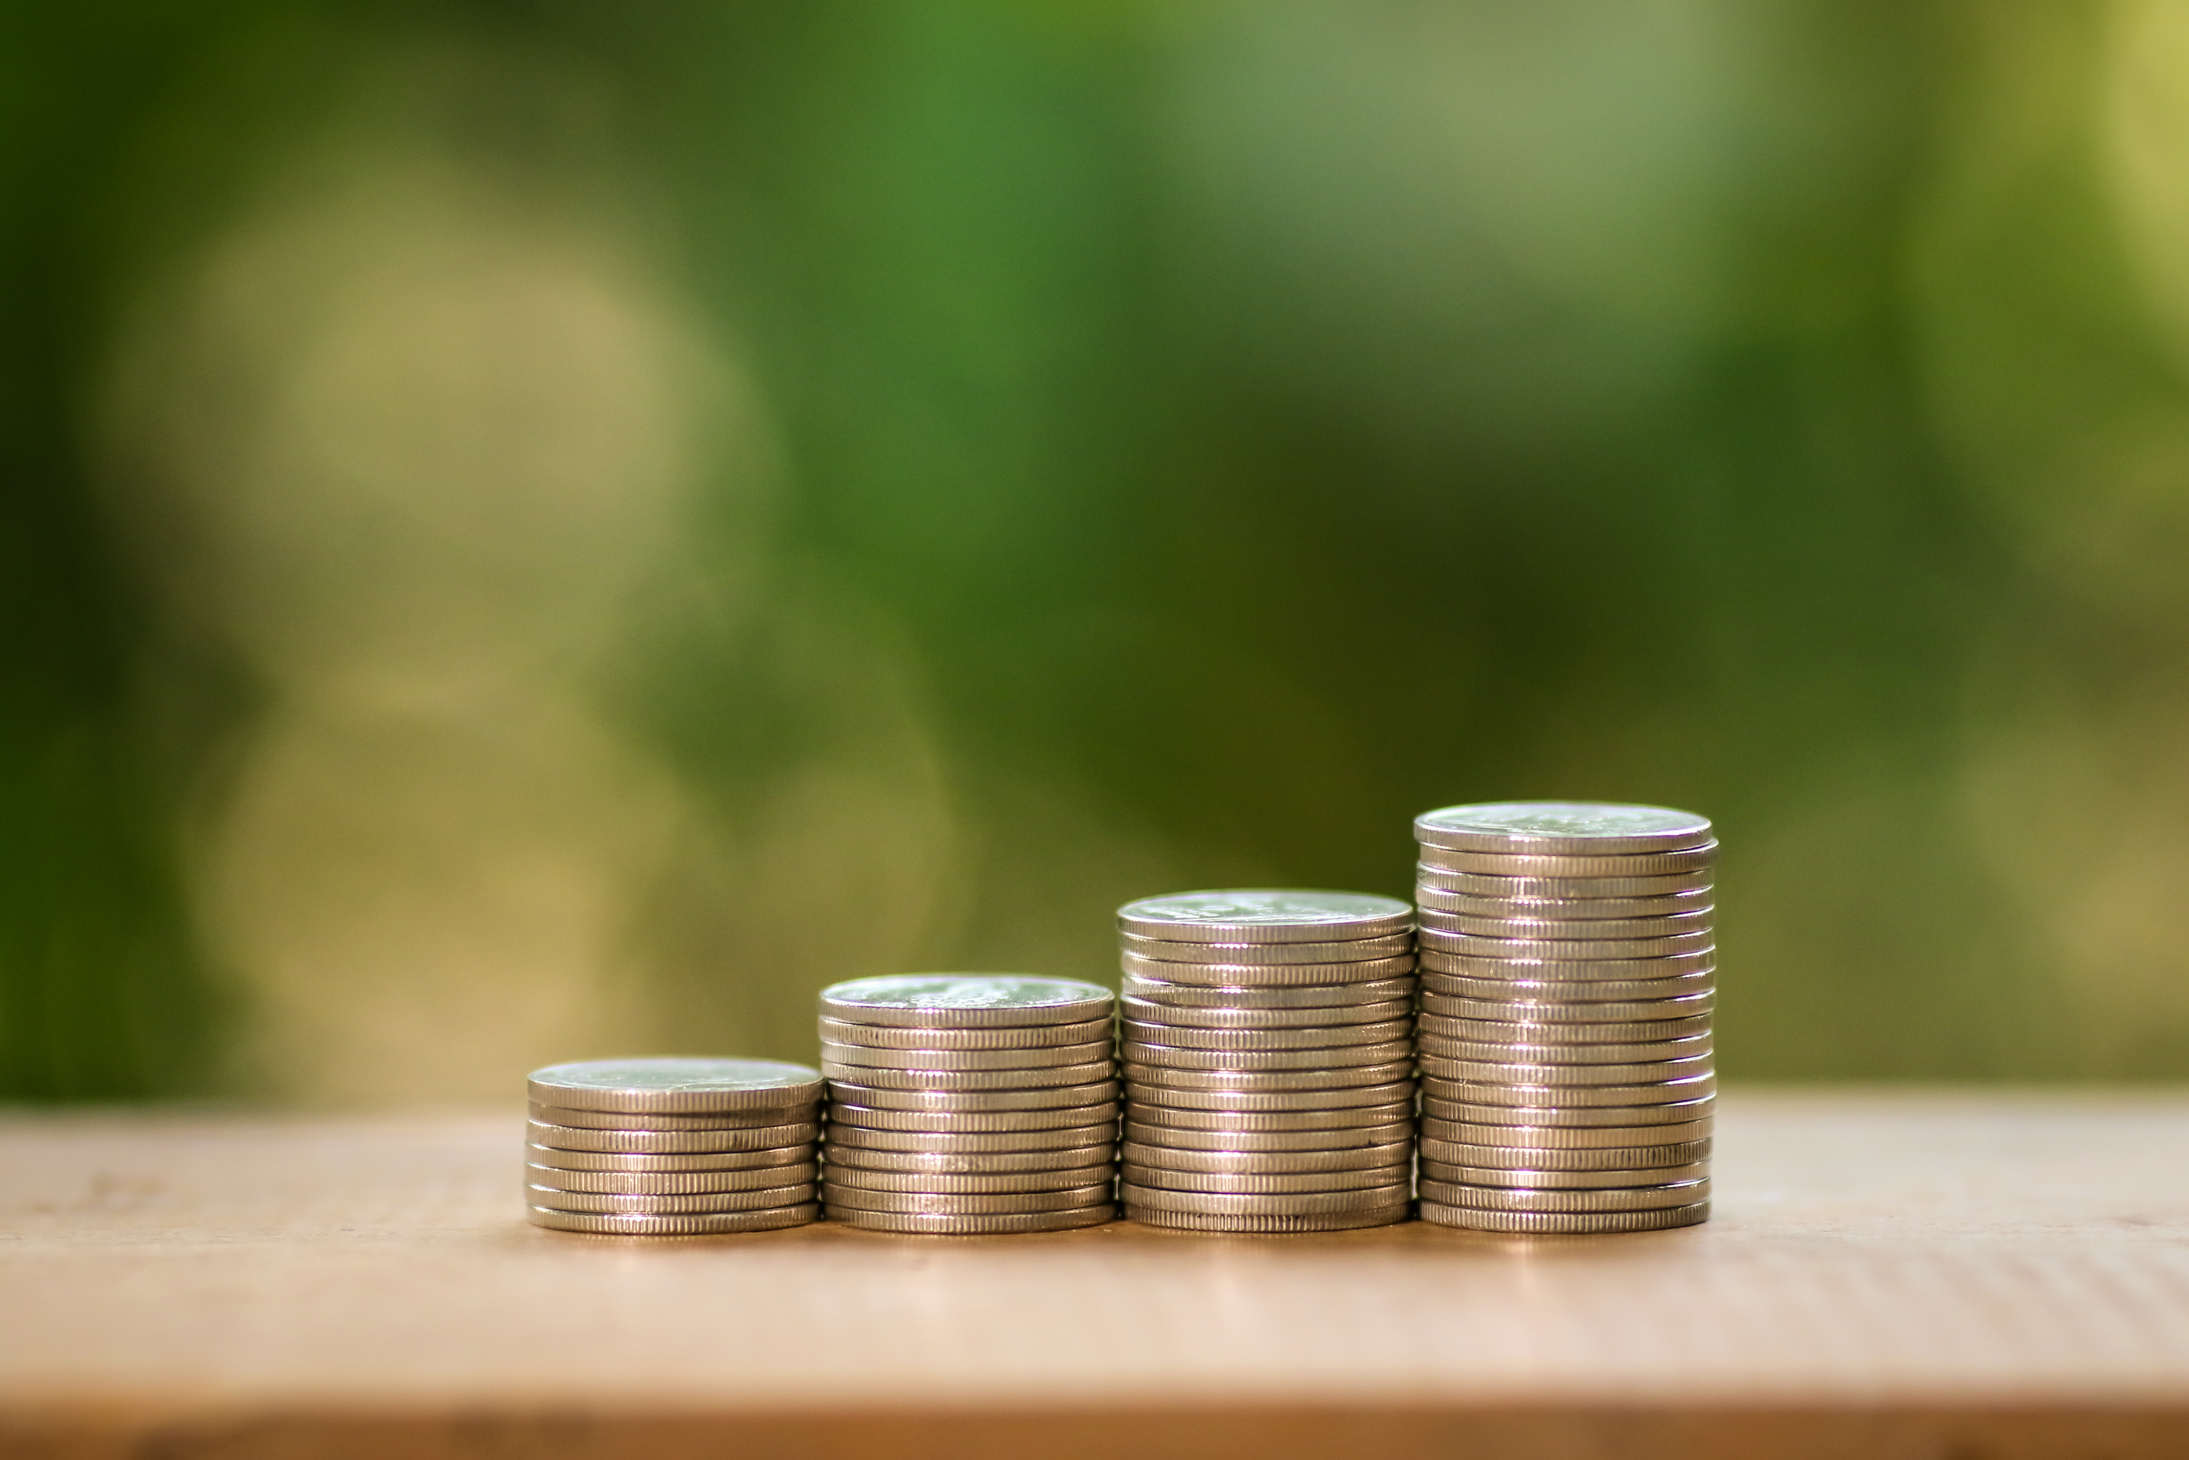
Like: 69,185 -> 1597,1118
6,0 -> 2189,1103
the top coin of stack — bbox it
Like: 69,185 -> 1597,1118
1410,802 -> 1716,1235
1116,890 -> 1418,1234
818,975 -> 1119,1235
525,1057 -> 824,1236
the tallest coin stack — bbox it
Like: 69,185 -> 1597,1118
1410,802 -> 1717,1234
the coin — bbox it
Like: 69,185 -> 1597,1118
1413,803 -> 1714,856
1126,1060 -> 1413,1092
1121,996 -> 1414,1030
1416,844 -> 1717,877
527,1058 -> 824,1116
1122,974 -> 1417,1009
1125,1204 -> 1409,1233
1419,992 -> 1714,1023
1417,947 -> 1715,979
526,1119 -> 821,1154
1119,952 -> 1416,987
1117,1182 -> 1408,1216
1117,889 -> 1414,943
1420,1119 -> 1712,1149
823,1124 -> 1116,1155
1414,868 -> 1713,899
1416,1177 -> 1709,1213
822,1184 -> 1112,1216
527,1182 -> 816,1214
1421,1137 -> 1710,1169
820,1144 -> 1115,1175
826,1205 -> 1113,1235
525,1143 -> 815,1173
819,1060 -> 1114,1092
526,1163 -> 821,1194
1416,1036 -> 1711,1066
1118,1018 -> 1413,1051
821,1080 -> 1120,1113
1128,1164 -> 1409,1195
819,1040 -> 1112,1072
1418,1013 -> 1712,1044
527,1204 -> 819,1236
1422,1094 -> 1714,1127
1418,929 -> 1716,962
1413,887 -> 1713,920
1418,1054 -> 1714,1086
1421,1074 -> 1716,1107
818,1017 -> 1112,1051
819,974 -> 1114,1029
1416,1202 -> 1708,1234
822,1165 -> 1116,1195
1119,931 -> 1413,965
1125,1120 -> 1414,1152
1420,971 -> 1715,1003
1129,1079 -> 1415,1112
1124,1139 -> 1413,1175
1125,1039 -> 1415,1072
1415,909 -> 1714,940
1421,1159 -> 1710,1189
1126,1100 -> 1415,1132
825,1102 -> 1118,1134
525,1101 -> 813,1132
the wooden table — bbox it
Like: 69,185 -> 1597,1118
4,1090 -> 2189,1458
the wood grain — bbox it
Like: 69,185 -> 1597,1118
5,1089 -> 2189,1457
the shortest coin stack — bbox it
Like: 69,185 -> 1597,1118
819,975 -> 1118,1235
525,1058 -> 824,1235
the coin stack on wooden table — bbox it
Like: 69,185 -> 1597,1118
818,975 -> 1119,1234
525,1058 -> 824,1235
1410,802 -> 1716,1234
1115,890 -> 1418,1233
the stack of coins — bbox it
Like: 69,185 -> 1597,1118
1410,802 -> 1716,1234
525,1058 -> 823,1235
818,975 -> 1118,1234
1115,890 -> 1418,1233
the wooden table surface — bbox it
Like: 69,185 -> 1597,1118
5,1089 -> 2189,1459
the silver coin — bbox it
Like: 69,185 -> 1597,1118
1413,887 -> 1713,920
1416,868 -> 1713,898
527,1203 -> 818,1236
826,1102 -> 1118,1134
1125,1204 -> 1408,1233
822,1183 -> 1112,1216
1119,1017 -> 1412,1052
821,1060 -> 1113,1092
1421,1094 -> 1714,1127
1413,803 -> 1714,856
824,1205 -> 1113,1235
1416,909 -> 1714,941
1125,1119 -> 1414,1152
819,1040 -> 1112,1073
1417,1201 -> 1708,1234
1417,1177 -> 1709,1213
1421,1159 -> 1709,1190
1420,1118 -> 1712,1149
1419,929 -> 1715,962
528,1182 -> 816,1215
526,1119 -> 820,1154
526,1162 -> 821,1195
1119,952 -> 1416,987
1121,996 -> 1413,1031
1421,1137 -> 1710,1169
1125,1039 -> 1415,1073
1118,1182 -> 1409,1216
1129,1079 -> 1415,1112
1419,991 -> 1715,1023
822,1164 -> 1115,1195
823,1124 -> 1115,1155
1126,1059 -> 1414,1092
1417,1035 -> 1711,1066
1123,973 -> 1416,1009
1419,1013 -> 1712,1045
820,1143 -> 1114,1175
1123,1139 -> 1413,1175
1420,970 -> 1714,1002
1126,1164 -> 1409,1195
817,1017 -> 1112,1051
1418,949 -> 1715,982
1416,844 -> 1717,877
527,1058 -> 824,1116
525,1101 -> 816,1132
1120,931 -> 1414,965
1127,1100 -> 1415,1132
822,1079 -> 1119,1112
525,1143 -> 815,1173
818,974 -> 1113,1029
1117,890 -> 1414,944
1418,1054 -> 1714,1087
1421,1074 -> 1717,1107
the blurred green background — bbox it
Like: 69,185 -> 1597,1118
6,0 -> 2187,1106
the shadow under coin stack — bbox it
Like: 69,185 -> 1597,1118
818,975 -> 1119,1234
1116,891 -> 1418,1233
525,1058 -> 823,1235
1411,802 -> 1717,1234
